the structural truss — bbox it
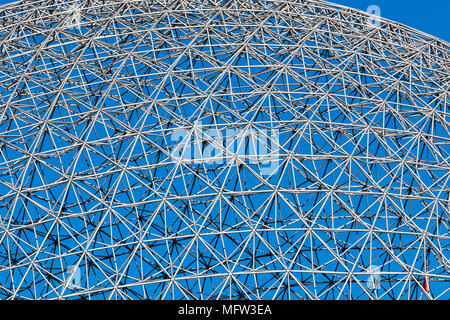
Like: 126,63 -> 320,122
0,0 -> 449,299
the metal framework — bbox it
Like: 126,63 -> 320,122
0,0 -> 449,300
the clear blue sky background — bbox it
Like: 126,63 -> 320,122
0,0 -> 448,42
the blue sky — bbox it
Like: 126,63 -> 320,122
0,0 -> 448,42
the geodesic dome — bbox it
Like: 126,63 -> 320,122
0,0 -> 449,299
